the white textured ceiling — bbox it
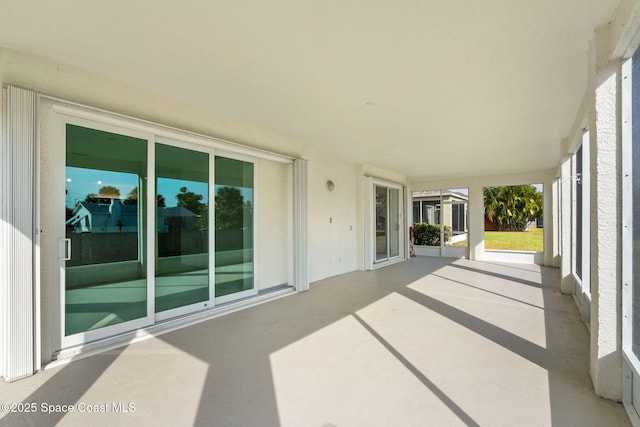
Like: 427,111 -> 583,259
0,1 -> 622,180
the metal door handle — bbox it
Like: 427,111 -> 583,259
61,238 -> 71,261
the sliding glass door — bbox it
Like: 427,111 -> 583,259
214,156 -> 255,301
389,188 -> 400,258
155,142 -> 211,317
61,117 -> 256,347
375,185 -> 389,262
373,183 -> 402,265
64,123 -> 152,341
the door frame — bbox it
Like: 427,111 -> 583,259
53,107 -> 260,351
211,148 -> 259,305
55,112 -> 156,350
364,176 -> 407,270
152,136 -> 217,322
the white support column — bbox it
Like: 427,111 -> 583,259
550,175 -> 559,268
589,25 -> 623,400
2,85 -> 38,381
468,184 -> 485,261
543,176 -> 555,267
559,156 -> 574,294
293,159 -> 309,292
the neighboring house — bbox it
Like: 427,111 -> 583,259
66,199 -> 137,233
412,190 -> 468,235
66,199 -> 198,233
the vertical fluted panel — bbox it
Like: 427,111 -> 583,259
2,86 -> 36,381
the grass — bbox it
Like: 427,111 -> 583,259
484,228 -> 544,252
448,228 -> 543,251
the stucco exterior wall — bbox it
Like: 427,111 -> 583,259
588,24 -> 623,400
562,9 -> 633,399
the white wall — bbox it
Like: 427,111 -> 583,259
587,27 -> 621,399
304,151 -> 410,282
305,148 -> 359,283
256,159 -> 291,290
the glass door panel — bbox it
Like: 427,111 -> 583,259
214,156 -> 255,299
64,124 -> 148,336
442,188 -> 469,258
155,143 -> 210,313
389,188 -> 400,258
375,185 -> 388,262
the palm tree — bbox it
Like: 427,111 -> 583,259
484,185 -> 543,231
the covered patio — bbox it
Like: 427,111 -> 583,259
0,257 -> 628,426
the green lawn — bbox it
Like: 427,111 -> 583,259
484,228 -> 544,252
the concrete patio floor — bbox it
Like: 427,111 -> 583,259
0,257 -> 631,427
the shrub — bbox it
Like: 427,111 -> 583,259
413,222 -> 451,246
